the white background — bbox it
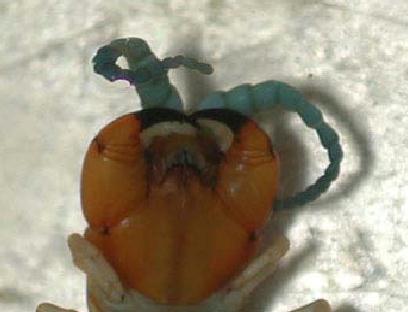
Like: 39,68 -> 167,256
1,1 -> 407,311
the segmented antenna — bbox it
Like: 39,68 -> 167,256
93,38 -> 213,87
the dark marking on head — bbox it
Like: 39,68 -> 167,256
248,231 -> 257,242
94,138 -> 105,153
267,139 -> 276,159
136,108 -> 188,130
100,226 -> 110,235
134,108 -> 257,190
191,109 -> 248,133
135,108 -> 249,134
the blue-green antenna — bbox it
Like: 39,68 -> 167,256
92,38 -> 213,111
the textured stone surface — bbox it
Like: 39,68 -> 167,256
1,1 -> 407,311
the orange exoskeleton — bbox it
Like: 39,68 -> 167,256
36,38 -> 341,312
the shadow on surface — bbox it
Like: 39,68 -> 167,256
166,31 -> 216,112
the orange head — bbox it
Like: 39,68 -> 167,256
81,108 -> 279,304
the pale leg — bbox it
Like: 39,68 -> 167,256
36,233 -> 126,312
67,234 -> 125,306
220,232 -> 289,310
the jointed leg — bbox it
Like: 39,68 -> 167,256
67,234 -> 125,305
222,233 -> 290,310
36,233 -> 126,312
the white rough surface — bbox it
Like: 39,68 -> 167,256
1,1 -> 407,311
